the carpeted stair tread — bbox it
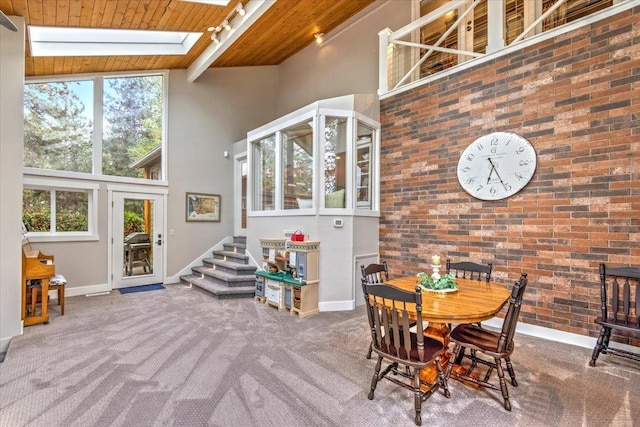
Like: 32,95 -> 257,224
202,257 -> 256,273
180,275 -> 255,298
191,266 -> 255,285
213,250 -> 249,261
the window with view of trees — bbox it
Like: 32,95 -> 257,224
24,73 -> 164,179
22,185 -> 95,234
283,123 -> 313,210
252,135 -> 276,211
24,81 -> 93,173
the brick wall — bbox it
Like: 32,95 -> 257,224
379,7 -> 639,341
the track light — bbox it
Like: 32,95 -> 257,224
314,33 -> 324,45
207,2 -> 246,46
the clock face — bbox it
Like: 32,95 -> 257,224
457,132 -> 536,201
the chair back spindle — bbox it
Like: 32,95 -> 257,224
599,263 -> 640,328
361,261 -> 389,285
446,259 -> 492,282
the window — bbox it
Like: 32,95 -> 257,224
323,117 -> 347,209
283,122 -> 313,210
23,80 -> 93,173
356,122 -> 375,209
24,73 -> 165,181
248,98 -> 380,215
22,178 -> 99,241
252,134 -> 276,211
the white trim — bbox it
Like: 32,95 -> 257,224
23,177 -> 99,190
319,299 -> 355,312
24,167 -> 169,187
65,283 -> 112,297
233,151 -> 247,237
25,69 -> 169,84
482,317 -> 604,352
106,183 -> 169,195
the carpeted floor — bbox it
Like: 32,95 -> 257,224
1,284 -> 638,427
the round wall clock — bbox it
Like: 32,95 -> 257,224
457,131 -> 536,201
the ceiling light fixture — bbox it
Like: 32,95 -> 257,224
207,2 -> 246,45
314,33 -> 324,45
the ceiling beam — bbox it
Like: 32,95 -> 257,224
186,0 -> 275,82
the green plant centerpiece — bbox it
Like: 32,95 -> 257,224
417,272 -> 458,293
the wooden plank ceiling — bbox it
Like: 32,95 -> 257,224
0,0 -> 376,77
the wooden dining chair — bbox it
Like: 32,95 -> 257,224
361,262 -> 389,359
445,273 -> 528,411
589,264 -> 640,366
363,282 -> 450,426
446,258 -> 494,362
446,259 -> 492,282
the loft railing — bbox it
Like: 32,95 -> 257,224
378,0 -> 629,98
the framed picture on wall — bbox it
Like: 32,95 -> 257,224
186,193 -> 221,222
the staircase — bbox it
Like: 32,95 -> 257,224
180,236 -> 256,299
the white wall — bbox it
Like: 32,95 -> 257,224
166,67 -> 278,273
275,0 -> 410,116
0,17 -> 25,356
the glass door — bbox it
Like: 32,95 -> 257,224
112,191 -> 164,288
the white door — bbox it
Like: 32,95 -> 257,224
234,154 -> 248,236
112,191 -> 164,288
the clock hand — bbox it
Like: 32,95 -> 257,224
487,158 -> 508,190
487,159 -> 495,184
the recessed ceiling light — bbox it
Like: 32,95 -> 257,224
28,26 -> 202,57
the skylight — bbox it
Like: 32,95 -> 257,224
178,0 -> 230,4
28,27 -> 203,57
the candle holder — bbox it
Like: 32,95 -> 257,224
431,264 -> 441,282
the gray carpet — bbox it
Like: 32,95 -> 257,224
1,284 -> 638,427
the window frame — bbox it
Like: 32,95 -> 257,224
23,177 -> 99,242
24,70 -> 169,183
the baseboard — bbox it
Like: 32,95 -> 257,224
55,283 -> 112,298
484,317 -> 603,351
0,337 -> 12,363
319,300 -> 354,312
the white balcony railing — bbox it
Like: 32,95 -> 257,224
379,0 -> 633,98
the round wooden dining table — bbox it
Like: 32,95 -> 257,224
383,275 -> 512,384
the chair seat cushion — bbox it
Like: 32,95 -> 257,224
379,332 -> 444,363
450,323 -> 514,356
49,274 -> 67,286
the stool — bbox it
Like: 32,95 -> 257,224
30,275 -> 67,316
48,274 -> 67,315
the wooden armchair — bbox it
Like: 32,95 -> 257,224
446,273 -> 528,411
363,282 -> 450,426
589,264 -> 640,366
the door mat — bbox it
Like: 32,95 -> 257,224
118,284 -> 165,294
